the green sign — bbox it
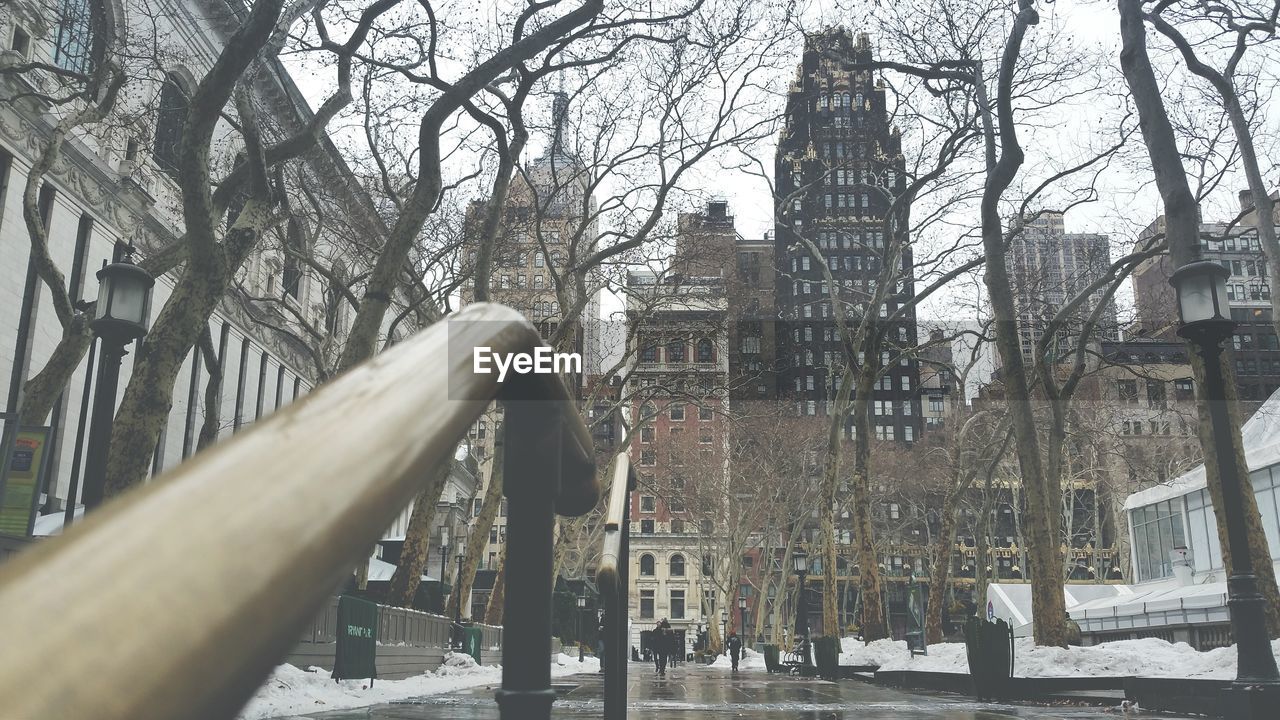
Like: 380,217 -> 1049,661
332,595 -> 378,682
0,426 -> 51,537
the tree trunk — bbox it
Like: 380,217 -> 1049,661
448,421 -> 504,620
104,202 -> 273,498
1118,0 -> 1280,637
195,325 -> 222,452
485,539 -> 509,625
820,369 -> 854,636
926,491 -> 960,644
386,459 -> 453,607
850,368 -> 887,641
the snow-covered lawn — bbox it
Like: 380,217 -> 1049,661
707,647 -> 768,671
237,652 -> 600,719
838,636 -> 1280,679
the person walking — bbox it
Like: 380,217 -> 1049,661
726,631 -> 743,673
653,620 -> 669,677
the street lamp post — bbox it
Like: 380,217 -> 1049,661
453,552 -> 464,649
1170,260 -> 1280,701
793,549 -> 811,665
576,595 -> 587,662
437,526 -> 449,614
737,595 -> 747,641
81,244 -> 154,513
720,610 -> 728,655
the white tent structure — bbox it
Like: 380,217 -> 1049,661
986,388 -> 1280,646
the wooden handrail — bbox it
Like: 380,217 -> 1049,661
596,452 -> 635,720
0,303 -> 597,720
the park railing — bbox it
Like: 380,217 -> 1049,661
596,450 -> 635,720
0,303 -> 599,720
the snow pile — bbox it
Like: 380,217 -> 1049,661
237,651 -> 596,719
554,652 -> 602,672
708,647 -> 766,670
837,636 -> 1280,679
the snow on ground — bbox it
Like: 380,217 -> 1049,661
838,636 -> 1280,679
237,652 -> 600,720
708,647 -> 767,671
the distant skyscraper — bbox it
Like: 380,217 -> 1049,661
773,28 -> 921,443
1007,211 -> 1117,364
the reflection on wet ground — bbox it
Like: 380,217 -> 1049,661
301,663 -> 1166,719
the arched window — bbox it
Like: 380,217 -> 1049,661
153,74 -> 189,178
697,338 -> 714,363
670,554 -> 686,577
667,340 -> 685,363
54,0 -> 95,74
640,554 -> 655,576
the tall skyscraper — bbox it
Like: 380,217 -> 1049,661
773,28 -> 921,443
1007,211 -> 1118,364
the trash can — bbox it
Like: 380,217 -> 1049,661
763,644 -> 781,673
463,626 -> 484,664
812,636 -> 840,680
963,616 -> 1013,700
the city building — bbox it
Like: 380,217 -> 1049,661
1007,211 -> 1118,365
0,0 -> 380,538
918,329 -> 957,434
1131,196 -> 1277,411
625,266 -> 730,658
455,91 -> 605,591
772,28 -> 922,443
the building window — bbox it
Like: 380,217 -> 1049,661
641,495 -> 656,513
640,449 -> 656,466
1130,500 -> 1187,581
697,338 -> 714,362
641,426 -> 654,443
640,554 -> 655,576
1116,380 -> 1138,404
670,404 -> 685,421
641,519 -> 655,534
670,554 -> 686,576
153,75 -> 189,178
640,590 -> 655,618
53,0 -> 94,74
667,340 -> 685,363
670,590 -> 686,619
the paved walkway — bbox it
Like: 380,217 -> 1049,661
298,663 -> 1171,719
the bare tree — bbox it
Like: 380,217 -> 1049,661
1118,0 -> 1280,637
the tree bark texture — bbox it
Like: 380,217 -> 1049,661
447,421 -> 504,620
386,459 -> 453,607
820,369 -> 854,636
485,538 -> 509,625
851,365 -> 887,641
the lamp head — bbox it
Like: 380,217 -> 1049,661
1170,260 -> 1234,344
91,247 -> 154,345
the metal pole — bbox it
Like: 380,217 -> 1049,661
62,338 -> 98,529
495,402 -> 560,720
795,569 -> 810,665
1196,339 -> 1280,686
578,607 -> 584,662
81,340 -> 125,511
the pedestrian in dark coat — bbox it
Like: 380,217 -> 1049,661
726,632 -> 743,672
653,620 -> 669,676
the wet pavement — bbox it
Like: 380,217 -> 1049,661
299,663 -> 1172,719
